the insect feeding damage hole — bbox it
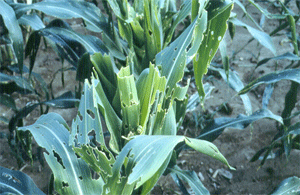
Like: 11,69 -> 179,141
78,111 -> 83,121
53,150 -> 66,169
87,109 -> 95,119
62,181 -> 69,187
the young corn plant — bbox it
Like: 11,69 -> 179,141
0,0 -> 236,194
198,0 -> 300,191
224,0 -> 300,167
197,0 -> 300,164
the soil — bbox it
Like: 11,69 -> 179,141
1,1 -> 300,194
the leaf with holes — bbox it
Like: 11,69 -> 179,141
117,66 -> 140,136
156,2 -> 208,98
105,135 -> 234,194
136,64 -> 166,133
18,113 -> 104,195
194,0 -> 232,102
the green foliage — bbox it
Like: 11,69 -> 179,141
225,0 -> 300,176
194,0 -> 232,102
0,0 -> 81,167
5,0 -> 300,194
0,0 -> 236,194
271,176 -> 300,195
17,76 -> 233,194
0,166 -> 44,195
0,0 -> 23,72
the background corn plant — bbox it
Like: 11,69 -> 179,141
206,0 -> 300,167
192,0 -> 300,192
0,0 -> 80,167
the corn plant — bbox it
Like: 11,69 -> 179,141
1,0 -> 300,193
196,0 -> 300,165
229,0 -> 300,167
0,0 -> 237,194
198,0 -> 300,192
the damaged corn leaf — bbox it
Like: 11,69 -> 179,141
194,0 -> 232,103
18,113 -> 104,195
156,1 -> 208,98
105,135 -> 233,194
136,63 -> 166,133
117,66 -> 140,137
73,145 -> 115,183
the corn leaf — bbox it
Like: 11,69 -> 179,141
272,176 -> 300,195
239,68 -> 300,95
73,145 -> 115,183
194,0 -> 232,102
41,26 -> 108,55
248,0 -> 287,20
117,66 -> 140,136
140,155 -> 173,195
41,91 -> 79,108
0,1 -> 23,73
12,0 -> 106,33
0,166 -> 44,195
256,52 -> 300,69
229,17 -> 276,55
233,0 -> 263,30
156,4 -> 207,98
282,82 -> 299,126
11,0 -> 125,60
164,0 -> 192,46
136,64 -> 166,133
71,79 -> 118,150
198,109 -> 283,142
152,104 -> 177,136
26,21 -> 108,68
18,13 -> 45,30
93,79 -> 123,153
90,53 -> 119,102
18,113 -> 104,195
106,135 -> 233,193
210,66 -> 252,115
0,73 -> 34,94
169,165 -> 209,195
